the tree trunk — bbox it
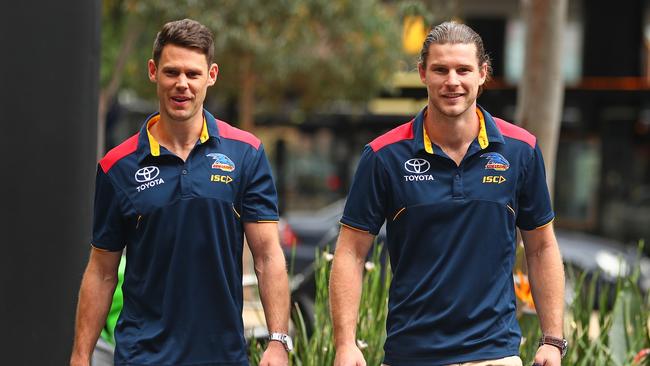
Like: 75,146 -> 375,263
238,54 -> 256,133
515,0 -> 568,200
97,18 -> 143,159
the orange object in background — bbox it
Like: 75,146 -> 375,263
514,270 -> 536,311
633,348 -> 650,364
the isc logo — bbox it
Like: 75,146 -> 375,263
482,175 -> 506,184
211,175 -> 233,184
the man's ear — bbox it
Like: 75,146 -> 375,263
147,59 -> 157,82
418,61 -> 426,84
479,62 -> 488,86
207,63 -> 219,86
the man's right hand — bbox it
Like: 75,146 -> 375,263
334,344 -> 367,366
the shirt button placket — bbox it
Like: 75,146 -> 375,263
180,166 -> 191,198
452,171 -> 464,198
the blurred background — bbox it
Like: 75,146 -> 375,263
2,0 -> 650,363
101,0 -> 649,245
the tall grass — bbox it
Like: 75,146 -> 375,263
250,242 -> 650,366
520,242 -> 650,365
249,244 -> 390,365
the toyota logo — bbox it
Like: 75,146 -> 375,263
135,166 -> 160,182
404,158 -> 430,174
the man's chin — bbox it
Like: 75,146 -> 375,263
166,109 -> 193,122
436,105 -> 463,118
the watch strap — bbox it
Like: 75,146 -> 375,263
269,332 -> 293,352
539,335 -> 568,357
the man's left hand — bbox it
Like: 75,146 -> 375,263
259,340 -> 289,366
533,344 -> 562,366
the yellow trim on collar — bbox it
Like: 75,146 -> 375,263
423,126 -> 434,154
199,116 -> 209,143
423,108 -> 488,153
147,115 -> 209,156
477,108 -> 489,149
146,115 -> 161,156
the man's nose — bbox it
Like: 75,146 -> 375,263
176,74 -> 189,89
445,71 -> 460,86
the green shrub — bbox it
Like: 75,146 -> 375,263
249,244 -> 390,365
250,241 -> 650,366
520,241 -> 650,366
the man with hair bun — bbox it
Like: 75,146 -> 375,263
71,19 -> 290,366
331,21 -> 566,366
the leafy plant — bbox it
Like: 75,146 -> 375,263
249,244 -> 390,365
252,241 -> 650,366
520,241 -> 650,366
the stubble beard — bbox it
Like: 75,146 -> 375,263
162,100 -> 200,124
431,96 -> 474,120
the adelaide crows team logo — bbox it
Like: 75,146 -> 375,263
480,152 -> 510,171
207,153 -> 235,172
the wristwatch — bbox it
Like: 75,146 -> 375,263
269,332 -> 294,352
539,335 -> 568,358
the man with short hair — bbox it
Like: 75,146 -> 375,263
70,19 -> 291,366
330,21 -> 566,366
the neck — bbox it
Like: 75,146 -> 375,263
424,103 -> 479,150
151,109 -> 204,159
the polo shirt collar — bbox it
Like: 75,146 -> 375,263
136,109 -> 219,162
414,104 -> 505,155
479,105 -> 505,146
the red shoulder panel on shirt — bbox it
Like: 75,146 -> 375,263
494,118 -> 536,148
99,133 -> 139,173
369,120 -> 414,152
217,120 -> 261,150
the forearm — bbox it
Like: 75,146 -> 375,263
255,249 -> 290,333
71,250 -> 120,364
245,222 -> 290,334
71,270 -> 118,361
525,234 -> 565,337
330,245 -> 365,348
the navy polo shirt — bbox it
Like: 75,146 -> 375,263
93,110 -> 278,366
341,106 -> 554,365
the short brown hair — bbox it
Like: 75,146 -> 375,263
419,21 -> 492,90
152,19 -> 214,65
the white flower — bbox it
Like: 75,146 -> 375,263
356,339 -> 368,349
364,262 -> 375,271
323,252 -> 334,262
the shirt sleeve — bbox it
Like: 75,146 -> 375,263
340,146 -> 388,235
516,143 -> 555,230
92,165 -> 127,251
241,144 -> 279,222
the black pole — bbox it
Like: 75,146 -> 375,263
0,0 -> 100,363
